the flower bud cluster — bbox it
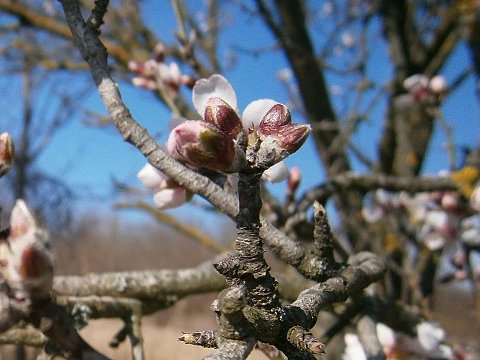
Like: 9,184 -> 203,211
128,43 -> 196,97
362,181 -> 480,286
343,321 -> 453,360
403,74 -> 448,104
167,75 -> 310,173
138,74 -> 310,209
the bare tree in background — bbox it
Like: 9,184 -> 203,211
0,1 -> 479,359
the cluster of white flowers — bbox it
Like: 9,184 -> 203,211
362,184 -> 480,283
343,322 -> 452,360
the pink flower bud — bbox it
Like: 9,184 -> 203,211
9,200 -> 35,241
272,123 -> 311,154
167,120 -> 235,171
137,163 -> 173,190
137,163 -> 191,209
132,77 -> 157,90
7,200 -> 54,299
287,166 -> 301,194
181,75 -> 197,89
259,104 -> 292,135
128,60 -> 143,73
0,132 -> 14,177
153,187 -> 191,209
440,192 -> 462,212
204,97 -> 243,138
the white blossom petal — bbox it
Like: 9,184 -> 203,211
137,163 -> 169,190
153,187 -> 188,209
470,185 -> 480,212
342,334 -> 366,360
376,323 -> 396,349
429,75 -> 447,94
403,74 -> 428,91
361,205 -> 383,223
169,62 -> 181,83
192,74 -> 237,117
262,161 -> 289,183
416,322 -> 444,352
241,99 -> 278,129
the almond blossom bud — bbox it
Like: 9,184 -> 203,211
262,161 -> 289,183
257,104 -> 311,155
137,163 -> 191,209
7,200 -> 54,299
287,166 -> 301,194
132,77 -> 157,90
204,97 -> 243,138
429,75 -> 447,95
271,123 -> 311,154
258,104 -> 291,135
167,120 -> 235,171
180,74 -> 197,89
127,60 -> 144,73
403,74 -> 429,92
0,132 -> 14,177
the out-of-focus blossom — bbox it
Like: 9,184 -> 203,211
416,322 -> 452,359
342,333 -> 367,360
128,49 -> 195,97
460,215 -> 480,246
404,74 -> 429,93
0,132 -> 14,177
403,74 -> 448,103
341,32 -> 356,48
470,184 -> 480,212
262,161 -> 289,183
440,192 -> 463,212
330,84 -> 343,96
321,1 -> 334,17
137,163 -> 191,209
132,76 -> 156,90
287,166 -> 301,195
344,322 -> 452,360
277,68 -> 293,82
418,210 -> 458,250
429,75 -> 448,95
6,200 -> 54,300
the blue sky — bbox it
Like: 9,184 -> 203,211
2,2 -> 479,235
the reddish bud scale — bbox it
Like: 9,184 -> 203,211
273,124 -> 311,154
19,246 -> 53,279
204,97 -> 243,138
259,104 -> 291,135
169,121 -> 235,171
